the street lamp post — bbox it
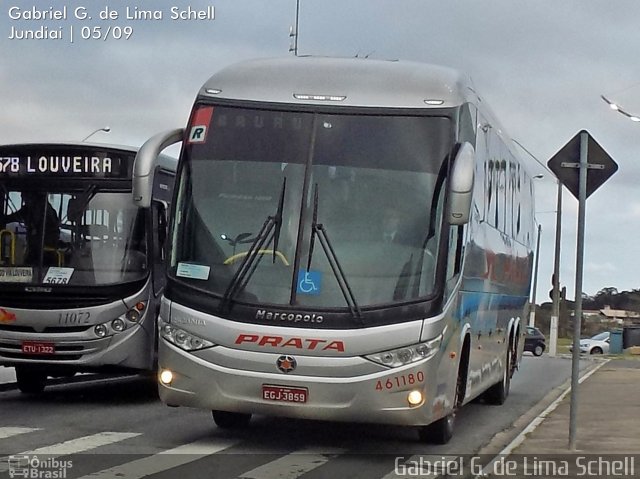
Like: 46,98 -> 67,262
82,126 -> 110,142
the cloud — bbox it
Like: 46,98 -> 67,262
585,262 -> 618,274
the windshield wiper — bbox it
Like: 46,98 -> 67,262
219,178 -> 286,310
272,178 -> 286,264
307,184 -> 362,320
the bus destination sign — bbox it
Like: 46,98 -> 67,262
0,151 -> 127,178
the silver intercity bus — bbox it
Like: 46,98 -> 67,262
0,143 -> 176,393
137,57 -> 535,443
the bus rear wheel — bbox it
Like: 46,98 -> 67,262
15,366 -> 47,395
212,410 -> 252,429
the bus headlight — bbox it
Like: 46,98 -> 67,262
160,322 -> 213,351
111,318 -> 126,332
125,302 -> 146,322
94,324 -> 108,338
407,390 -> 424,406
159,369 -> 173,385
365,336 -> 441,368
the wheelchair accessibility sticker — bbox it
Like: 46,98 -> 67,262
297,270 -> 322,295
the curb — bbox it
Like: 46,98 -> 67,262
474,358 -> 610,478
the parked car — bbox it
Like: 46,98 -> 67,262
524,326 -> 546,356
569,331 -> 610,354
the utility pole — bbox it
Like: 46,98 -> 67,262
289,0 -> 300,56
529,223 -> 542,327
549,181 -> 562,357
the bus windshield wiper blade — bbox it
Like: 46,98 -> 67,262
272,178 -> 286,264
307,184 -> 362,321
220,178 -> 286,310
306,184 -> 319,272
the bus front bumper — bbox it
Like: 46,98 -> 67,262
158,341 -> 449,427
0,323 -> 153,372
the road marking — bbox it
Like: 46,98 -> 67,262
0,432 -> 140,472
0,427 -> 40,439
239,446 -> 345,479
75,437 -> 239,479
21,432 -> 141,456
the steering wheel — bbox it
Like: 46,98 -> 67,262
223,249 -> 290,266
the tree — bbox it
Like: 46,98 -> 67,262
593,287 -> 621,309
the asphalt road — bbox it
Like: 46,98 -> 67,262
0,355 -> 587,479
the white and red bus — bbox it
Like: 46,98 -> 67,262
0,142 -> 176,393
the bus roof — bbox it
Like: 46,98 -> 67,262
199,56 -> 476,109
0,141 -> 138,152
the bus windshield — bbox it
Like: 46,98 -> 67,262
170,105 -> 452,309
0,188 -> 147,285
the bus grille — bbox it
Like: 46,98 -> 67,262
0,295 -> 113,309
0,352 -> 83,361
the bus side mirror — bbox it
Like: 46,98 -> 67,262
448,142 -> 475,225
133,128 -> 184,208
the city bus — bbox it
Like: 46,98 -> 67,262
136,57 -> 535,443
0,142 -> 176,393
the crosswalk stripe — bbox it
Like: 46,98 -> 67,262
239,447 -> 345,479
75,437 -> 240,479
0,427 -> 40,439
21,432 -> 141,456
0,432 -> 140,472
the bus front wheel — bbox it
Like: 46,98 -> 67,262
15,366 -> 47,395
212,410 -> 252,429
483,345 -> 512,405
418,412 -> 454,444
418,355 -> 467,444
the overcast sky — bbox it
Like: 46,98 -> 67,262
2,0 -> 639,303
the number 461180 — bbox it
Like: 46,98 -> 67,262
375,371 -> 425,391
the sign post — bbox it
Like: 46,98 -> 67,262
547,130 -> 618,450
